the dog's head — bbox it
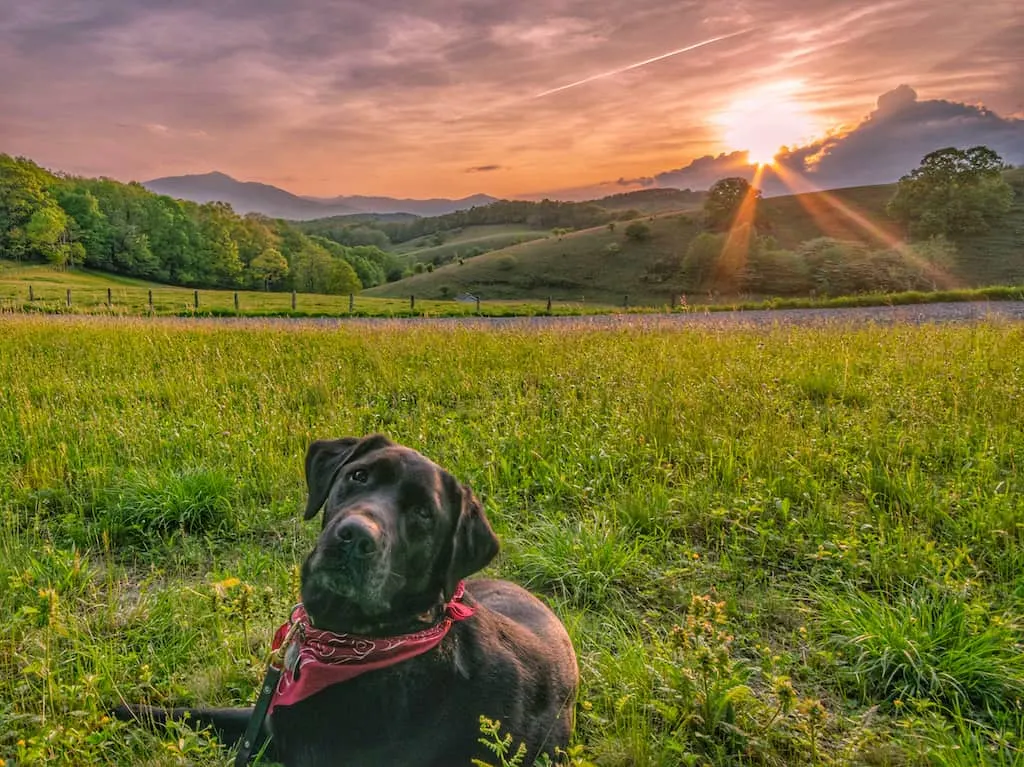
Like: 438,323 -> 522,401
299,434 -> 499,634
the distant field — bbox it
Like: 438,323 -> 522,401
0,261 -> 619,317
390,224 -> 550,264
1,316 -> 1022,765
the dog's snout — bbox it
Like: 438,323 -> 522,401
335,515 -> 381,558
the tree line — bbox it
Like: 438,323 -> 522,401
298,198 -> 641,247
0,155 -> 403,293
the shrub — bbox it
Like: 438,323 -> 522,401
624,222 -> 651,242
681,232 -> 724,290
496,255 -> 517,271
743,248 -> 812,295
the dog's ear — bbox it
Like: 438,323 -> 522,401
303,437 -> 360,520
445,486 -> 500,600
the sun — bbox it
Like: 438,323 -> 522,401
715,82 -> 820,166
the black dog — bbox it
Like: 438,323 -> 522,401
116,434 -> 579,766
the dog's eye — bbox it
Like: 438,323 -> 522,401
415,506 -> 433,520
349,469 -> 368,483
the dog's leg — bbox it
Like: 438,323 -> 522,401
111,704 -> 278,761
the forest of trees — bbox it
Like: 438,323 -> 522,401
0,155 -> 402,293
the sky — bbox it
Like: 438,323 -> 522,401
1,0 -> 1022,200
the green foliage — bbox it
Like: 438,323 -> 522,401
248,247 -> 289,289
85,469 -> 238,548
681,232 -> 724,289
819,587 -> 1024,717
0,154 -> 371,294
704,177 -> 761,231
887,146 -> 1014,238
0,155 -> 55,260
624,221 -> 651,242
25,205 -> 71,266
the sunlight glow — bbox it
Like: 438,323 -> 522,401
716,82 -> 820,165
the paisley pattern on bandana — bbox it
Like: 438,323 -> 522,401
268,581 -> 475,712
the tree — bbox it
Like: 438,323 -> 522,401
704,177 -> 761,231
0,154 -> 57,260
624,221 -> 651,242
25,205 -> 71,265
249,248 -> 289,289
681,232 -> 724,290
887,146 -> 1013,238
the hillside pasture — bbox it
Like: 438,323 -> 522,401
0,261 -> 618,317
390,225 -> 551,263
368,184 -> 1024,303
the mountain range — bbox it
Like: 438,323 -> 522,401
142,172 -> 499,220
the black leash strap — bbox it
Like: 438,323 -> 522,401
234,664 -> 282,767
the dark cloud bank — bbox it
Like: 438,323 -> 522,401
654,86 -> 1024,195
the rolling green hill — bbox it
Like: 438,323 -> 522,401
390,225 -> 551,264
365,183 -> 1024,303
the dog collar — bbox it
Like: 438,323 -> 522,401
266,581 -> 475,713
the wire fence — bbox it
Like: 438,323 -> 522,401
0,282 -> 667,318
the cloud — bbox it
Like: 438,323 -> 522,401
652,86 -> 1024,195
654,151 -> 758,190
1,0 -> 1021,197
615,176 -> 656,187
466,165 -> 504,173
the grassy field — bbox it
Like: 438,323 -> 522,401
0,261 -> 617,318
366,184 -> 1024,303
390,225 -> 550,264
1,316 -> 1023,765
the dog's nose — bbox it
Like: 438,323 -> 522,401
334,516 -> 380,558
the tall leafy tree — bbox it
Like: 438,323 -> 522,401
0,155 -> 57,260
703,177 -> 761,231
25,205 -> 71,265
887,146 -> 1013,238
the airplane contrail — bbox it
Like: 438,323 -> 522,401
446,28 -> 752,123
531,29 -> 753,100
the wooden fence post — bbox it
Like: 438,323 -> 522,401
624,294 -> 629,309
234,292 -> 239,312
410,294 -> 415,311
148,289 -> 153,311
66,289 -> 71,307
193,290 -> 199,310
29,285 -> 34,302
475,296 -> 480,313
349,293 -> 354,312
546,296 -> 552,313
292,291 -> 297,311
107,287 -> 112,307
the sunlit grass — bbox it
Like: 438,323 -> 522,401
1,316 -> 1023,764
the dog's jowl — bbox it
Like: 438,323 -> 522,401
116,434 -> 579,767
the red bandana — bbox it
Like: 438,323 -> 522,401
267,581 -> 475,713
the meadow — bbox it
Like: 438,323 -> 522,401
0,261 -> 609,318
1,315 -> 1023,766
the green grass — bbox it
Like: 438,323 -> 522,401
367,184 -> 1024,304
2,316 -> 1023,765
390,225 -> 550,264
0,261 -> 625,317
4,261 -> 1024,322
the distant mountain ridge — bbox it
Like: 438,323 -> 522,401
143,171 -> 499,220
